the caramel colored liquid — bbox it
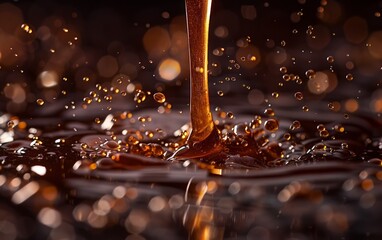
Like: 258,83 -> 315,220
169,0 -> 223,160
185,0 -> 215,143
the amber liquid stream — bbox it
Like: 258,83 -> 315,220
171,0 -> 222,160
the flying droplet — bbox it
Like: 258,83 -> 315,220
346,74 -> 354,81
305,69 -> 316,79
326,56 -> 335,63
134,90 -> 146,103
283,133 -> 291,140
153,92 -> 166,103
294,92 -> 303,100
264,108 -> 275,117
279,66 -> 288,73
319,129 -> 329,138
290,120 -> 301,130
264,119 -> 279,132
36,99 -> 45,106
328,102 -> 335,110
271,92 -> 279,98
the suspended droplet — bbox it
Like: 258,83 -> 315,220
153,92 -> 166,103
294,92 -> 303,100
326,56 -> 335,63
279,66 -> 288,73
290,120 -> 301,130
36,99 -> 45,106
134,90 -> 146,103
346,74 -> 354,81
264,119 -> 279,132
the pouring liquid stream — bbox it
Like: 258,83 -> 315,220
170,0 -> 222,160
170,0 -> 282,164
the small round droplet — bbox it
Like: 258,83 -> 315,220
7,120 -> 15,129
283,133 -> 291,141
279,66 -> 288,73
83,97 -> 92,104
334,124 -> 345,133
264,119 -> 279,132
153,92 -> 166,103
328,102 -> 335,110
346,74 -> 353,81
283,74 -> 291,81
326,56 -> 335,63
305,69 -> 316,79
290,120 -> 301,130
36,99 -> 45,106
250,116 -> 262,129
227,112 -> 234,119
217,91 -> 224,97
302,105 -> 309,112
319,129 -> 330,138
316,124 -> 326,131
264,108 -> 275,117
294,92 -> 303,100
271,92 -> 279,98
134,90 -> 146,103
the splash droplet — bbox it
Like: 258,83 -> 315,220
153,92 -> 166,103
294,92 -> 304,100
264,119 -> 279,132
36,99 -> 45,106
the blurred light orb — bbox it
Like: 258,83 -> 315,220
307,71 -> 329,94
235,44 -> 261,69
343,16 -> 368,44
4,83 -> 26,103
97,55 -> 118,78
248,89 -> 264,105
241,5 -> 256,20
0,3 -> 23,34
39,71 -> 59,87
214,26 -> 229,38
143,26 -> 171,59
368,31 -> 382,59
158,58 -> 181,81
344,99 -> 359,112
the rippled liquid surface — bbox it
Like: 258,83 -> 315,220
0,99 -> 381,240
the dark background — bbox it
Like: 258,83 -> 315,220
0,0 -> 381,116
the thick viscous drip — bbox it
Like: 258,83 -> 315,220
185,0 -> 215,143
172,0 -> 282,163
